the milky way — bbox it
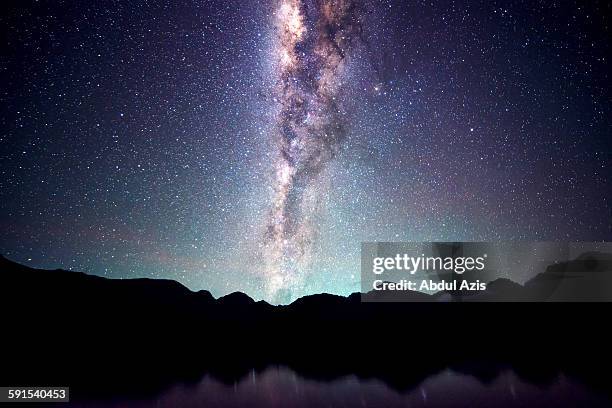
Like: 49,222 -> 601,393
1,0 -> 610,303
263,0 -> 366,299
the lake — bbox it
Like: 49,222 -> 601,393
72,365 -> 611,407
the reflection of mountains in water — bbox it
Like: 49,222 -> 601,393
73,365 -> 612,408
1,253 -> 612,404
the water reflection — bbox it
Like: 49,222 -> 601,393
74,366 -> 611,407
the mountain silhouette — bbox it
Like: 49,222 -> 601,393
523,251 -> 612,301
1,254 -> 612,403
218,291 -> 257,306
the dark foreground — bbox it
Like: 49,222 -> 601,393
1,255 -> 611,407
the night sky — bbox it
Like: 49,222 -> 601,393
1,0 -> 610,303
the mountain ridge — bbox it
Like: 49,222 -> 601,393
3,252 -> 612,304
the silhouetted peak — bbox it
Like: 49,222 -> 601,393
196,289 -> 215,302
256,300 -> 273,308
289,293 -> 347,308
218,291 -> 255,306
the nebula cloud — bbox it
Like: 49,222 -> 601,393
263,0 -> 365,300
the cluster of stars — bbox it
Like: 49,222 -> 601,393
0,0 -> 609,303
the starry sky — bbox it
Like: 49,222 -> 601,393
1,0 -> 610,303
